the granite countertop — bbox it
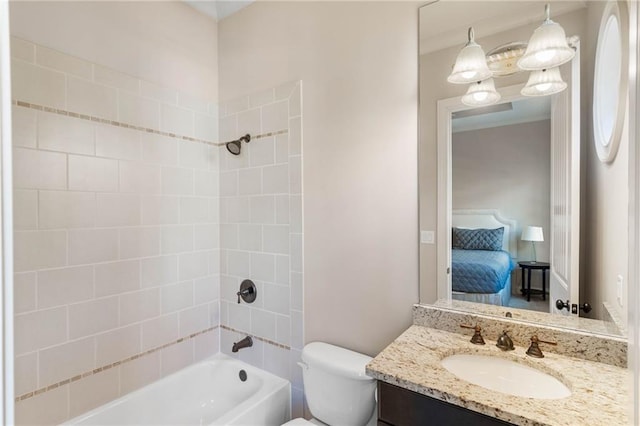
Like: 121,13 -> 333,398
366,325 -> 630,426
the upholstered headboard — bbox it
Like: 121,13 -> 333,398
452,209 -> 518,258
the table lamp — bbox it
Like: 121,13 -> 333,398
521,226 -> 544,263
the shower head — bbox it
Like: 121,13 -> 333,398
226,134 -> 251,156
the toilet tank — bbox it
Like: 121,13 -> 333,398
301,342 -> 377,426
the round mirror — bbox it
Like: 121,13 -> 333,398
593,0 -> 628,163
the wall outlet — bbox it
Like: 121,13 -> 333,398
420,231 -> 435,244
616,275 -> 623,307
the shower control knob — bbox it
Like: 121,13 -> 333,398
555,299 -> 570,311
236,279 -> 257,304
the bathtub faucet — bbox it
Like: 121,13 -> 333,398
232,336 -> 253,353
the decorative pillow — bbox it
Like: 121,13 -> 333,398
453,227 -> 504,251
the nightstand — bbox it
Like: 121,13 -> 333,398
518,261 -> 550,302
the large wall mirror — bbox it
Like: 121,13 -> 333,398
419,0 -> 632,338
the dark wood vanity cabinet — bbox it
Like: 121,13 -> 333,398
377,382 -> 513,426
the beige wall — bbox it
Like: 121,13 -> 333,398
419,6 -> 588,303
582,1 -> 629,324
9,1 -> 218,99
452,120 -> 551,265
218,1 -> 420,357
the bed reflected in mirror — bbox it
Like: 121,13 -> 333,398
450,98 -> 551,313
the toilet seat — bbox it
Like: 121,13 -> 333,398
282,417 -> 326,426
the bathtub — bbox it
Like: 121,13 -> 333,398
65,353 -> 291,425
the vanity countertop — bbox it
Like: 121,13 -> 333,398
366,325 -> 630,426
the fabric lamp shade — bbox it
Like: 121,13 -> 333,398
448,27 -> 493,84
517,5 -> 575,70
521,67 -> 567,97
521,226 -> 544,242
462,78 -> 501,106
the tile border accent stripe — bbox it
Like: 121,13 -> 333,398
220,324 -> 291,350
15,325 -> 220,402
12,100 -> 287,147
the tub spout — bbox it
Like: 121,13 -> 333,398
232,336 -> 253,353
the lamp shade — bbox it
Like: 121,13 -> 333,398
521,226 -> 544,242
521,67 -> 567,97
462,78 -> 501,106
517,4 -> 575,70
448,27 -> 493,84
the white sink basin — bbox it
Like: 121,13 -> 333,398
441,354 -> 571,399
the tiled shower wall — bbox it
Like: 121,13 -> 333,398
11,37 -> 221,424
217,82 -> 305,416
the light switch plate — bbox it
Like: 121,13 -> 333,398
421,231 -> 435,244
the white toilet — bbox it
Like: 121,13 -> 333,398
283,342 -> 377,426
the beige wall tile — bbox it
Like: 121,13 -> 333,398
38,111 -> 95,155
141,80 -> 177,104
263,282 -> 289,316
68,228 -> 118,265
262,164 -> 288,194
238,168 -> 261,195
179,140 -> 210,170
194,224 -> 218,250
68,296 -> 119,339
178,251 -> 209,281
251,252 -> 275,282
179,304 -> 209,336
276,315 -> 291,346
12,59 -> 66,109
262,225 -> 289,254
194,276 -> 218,304
161,104 -> 194,137
95,324 -> 141,366
10,37 -> 35,63
178,92 -> 209,113
250,195 -> 275,224
14,230 -> 67,272
119,161 -> 161,194
95,124 -> 141,161
237,108 -> 261,138
161,281 -> 193,314
141,133 -> 178,166
69,367 -> 120,419
38,266 -> 94,309
262,100 -> 288,133
194,112 -> 218,141
39,190 -> 95,229
141,255 -> 178,288
13,148 -> 67,190
95,260 -> 140,297
39,337 -> 95,386
119,351 -> 161,395
160,339 -> 193,376
119,288 -> 160,326
94,65 -> 140,93
251,308 -> 276,341
161,167 -> 194,196
96,193 -> 141,227
15,306 -> 67,355
118,91 -> 160,129
15,352 -> 37,395
194,328 -> 218,361
67,76 -> 118,120
179,196 -> 209,224
161,225 -> 194,255
14,272 -> 36,314
141,195 -> 180,225
119,227 -> 161,259
36,45 -> 92,79
12,105 -> 37,148
15,385 -> 68,425
249,136 -> 275,167
194,170 -> 218,197
13,189 -> 37,230
68,155 -> 118,192
141,313 -> 179,350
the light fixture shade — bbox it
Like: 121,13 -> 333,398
462,78 -> 501,106
517,5 -> 575,70
521,226 -> 544,242
448,28 -> 493,84
521,67 -> 567,96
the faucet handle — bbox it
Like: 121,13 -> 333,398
526,335 -> 557,358
460,324 -> 485,345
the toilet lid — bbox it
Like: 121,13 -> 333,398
282,418 -> 314,426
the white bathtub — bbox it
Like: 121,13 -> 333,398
65,353 -> 291,425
